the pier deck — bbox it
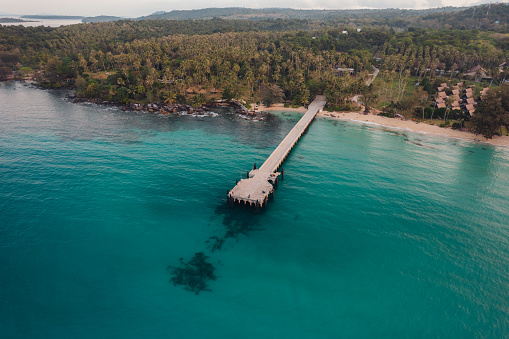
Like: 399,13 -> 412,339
228,96 -> 326,208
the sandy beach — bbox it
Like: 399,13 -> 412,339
257,103 -> 509,148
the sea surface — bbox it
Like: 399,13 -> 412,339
1,81 -> 508,338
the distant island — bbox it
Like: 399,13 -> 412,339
0,17 -> 38,23
21,15 -> 83,19
82,16 -> 125,23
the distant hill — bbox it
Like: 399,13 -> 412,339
420,3 -> 509,29
137,7 -> 465,21
14,4 -> 509,31
82,15 -> 126,23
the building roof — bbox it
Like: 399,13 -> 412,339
438,91 -> 447,98
435,97 -> 444,104
452,89 -> 460,95
466,98 -> 476,104
437,103 -> 446,108
465,65 -> 490,79
465,104 -> 475,111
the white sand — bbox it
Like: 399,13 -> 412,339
257,103 -> 509,148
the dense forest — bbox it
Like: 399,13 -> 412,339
1,4 -> 509,137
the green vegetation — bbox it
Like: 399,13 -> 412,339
468,84 -> 509,138
0,4 -> 508,137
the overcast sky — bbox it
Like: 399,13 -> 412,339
0,0 -> 500,18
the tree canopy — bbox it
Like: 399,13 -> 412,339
468,85 -> 509,139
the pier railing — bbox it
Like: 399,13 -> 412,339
227,96 -> 326,209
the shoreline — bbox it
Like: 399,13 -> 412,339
7,81 -> 509,148
259,104 -> 509,148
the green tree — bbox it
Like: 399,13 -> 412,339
467,85 -> 509,139
221,85 -> 235,102
260,84 -> 283,107
416,87 -> 429,120
360,83 -> 377,114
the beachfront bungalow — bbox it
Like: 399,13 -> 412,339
465,104 -> 476,116
465,98 -> 476,105
464,88 -> 474,98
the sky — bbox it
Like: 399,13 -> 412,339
0,0 -> 501,18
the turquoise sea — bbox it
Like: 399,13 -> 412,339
1,81 -> 508,338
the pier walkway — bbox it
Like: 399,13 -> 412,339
228,95 -> 326,208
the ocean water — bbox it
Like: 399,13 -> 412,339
0,16 -> 83,27
1,81 -> 508,338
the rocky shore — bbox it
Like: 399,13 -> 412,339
70,96 -> 268,119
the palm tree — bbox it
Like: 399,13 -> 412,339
417,88 -> 429,120
444,96 -> 454,122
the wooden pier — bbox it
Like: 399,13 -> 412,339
227,95 -> 326,209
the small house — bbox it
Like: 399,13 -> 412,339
465,104 -> 475,112
465,98 -> 476,105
